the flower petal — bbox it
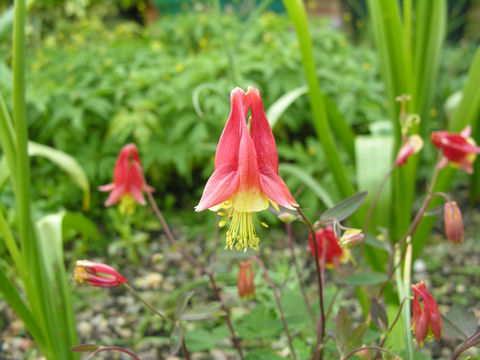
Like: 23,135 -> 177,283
195,165 -> 239,212
214,88 -> 245,170
104,184 -> 126,206
247,86 -> 279,172
259,170 -> 298,209
99,183 -> 115,192
129,186 -> 146,205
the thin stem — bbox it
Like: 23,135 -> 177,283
86,347 -> 140,360
296,207 -> 325,360
250,256 -> 298,360
181,338 -> 190,360
286,222 -> 315,322
451,338 -> 480,360
146,192 -> 244,360
342,346 -> 395,360
123,283 -> 172,324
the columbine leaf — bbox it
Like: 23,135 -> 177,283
442,305 -> 478,340
335,306 -> 352,354
174,291 -> 195,320
320,191 -> 368,222
180,302 -> 225,321
370,298 -> 389,331
169,322 -> 184,356
342,272 -> 387,286
345,323 -> 368,355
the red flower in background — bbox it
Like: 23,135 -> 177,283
395,135 -> 423,166
431,126 -> 480,173
195,87 -> 298,252
308,227 -> 349,270
238,261 -> 255,299
411,282 -> 442,346
99,144 -> 153,208
74,260 -> 127,288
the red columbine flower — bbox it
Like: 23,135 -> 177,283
73,260 -> 127,287
308,227 -> 350,270
99,144 -> 154,212
195,87 -> 298,251
431,126 -> 480,173
395,135 -> 423,166
444,201 -> 464,244
411,282 -> 442,346
238,261 -> 255,299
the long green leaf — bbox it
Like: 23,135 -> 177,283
28,141 -> 91,211
282,0 -> 355,201
279,163 -> 334,208
266,86 -> 307,129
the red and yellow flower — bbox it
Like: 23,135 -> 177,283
74,260 -> 127,288
411,281 -> 442,346
99,143 -> 153,214
308,227 -> 350,270
431,126 -> 480,174
444,201 -> 464,244
195,87 -> 298,251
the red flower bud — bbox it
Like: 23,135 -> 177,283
74,260 -> 127,288
395,135 -> 423,166
238,261 -> 255,298
444,201 -> 464,244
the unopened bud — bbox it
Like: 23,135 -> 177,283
238,261 -> 255,299
74,260 -> 127,288
444,201 -> 463,244
277,212 -> 296,223
339,229 -> 364,248
396,135 -> 423,166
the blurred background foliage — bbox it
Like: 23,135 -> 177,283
0,0 -> 478,252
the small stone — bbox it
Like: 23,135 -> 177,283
10,319 -> 25,335
413,259 -> 426,273
145,273 -> 163,289
77,321 -> 93,337
456,283 -> 466,294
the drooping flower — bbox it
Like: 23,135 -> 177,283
195,87 -> 298,251
411,281 -> 442,346
339,228 -> 364,249
444,201 -> 464,244
395,135 -> 423,166
308,227 -> 350,270
99,144 -> 154,213
431,126 -> 480,173
73,260 -> 127,288
238,261 -> 255,299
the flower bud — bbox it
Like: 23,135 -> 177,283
238,261 -> 255,299
74,260 -> 127,288
339,229 -> 364,248
395,135 -> 423,166
443,201 -> 463,244
277,212 -> 296,223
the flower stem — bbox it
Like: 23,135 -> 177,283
146,192 -> 244,360
86,346 -> 140,360
286,222 -> 315,323
123,283 -> 172,324
250,256 -> 298,360
296,207 -> 325,360
342,346 -> 395,360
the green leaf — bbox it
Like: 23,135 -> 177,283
345,323 -> 368,355
266,86 -> 307,129
370,298 -> 389,331
174,291 -> 195,320
28,141 -> 90,211
342,272 -> 388,286
320,191 -> 367,222
180,302 -> 224,321
335,306 -> 352,354
169,322 -> 184,356
279,163 -> 334,208
245,350 -> 284,360
442,305 -> 478,340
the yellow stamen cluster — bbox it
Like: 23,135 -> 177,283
224,210 -> 259,252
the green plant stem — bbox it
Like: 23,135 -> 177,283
123,283 -> 172,324
286,222 -> 314,323
0,208 -> 22,273
250,256 -> 298,360
342,346 -> 395,360
123,216 -> 139,264
146,192 -> 244,360
296,207 -> 325,360
282,0 -> 355,201
0,94 -> 18,186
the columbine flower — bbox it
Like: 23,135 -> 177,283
411,282 -> 442,346
238,261 -> 255,299
339,228 -> 364,248
309,227 -> 350,270
99,144 -> 154,214
73,260 -> 127,288
395,135 -> 423,166
195,87 -> 298,251
431,126 -> 480,173
444,201 -> 463,244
